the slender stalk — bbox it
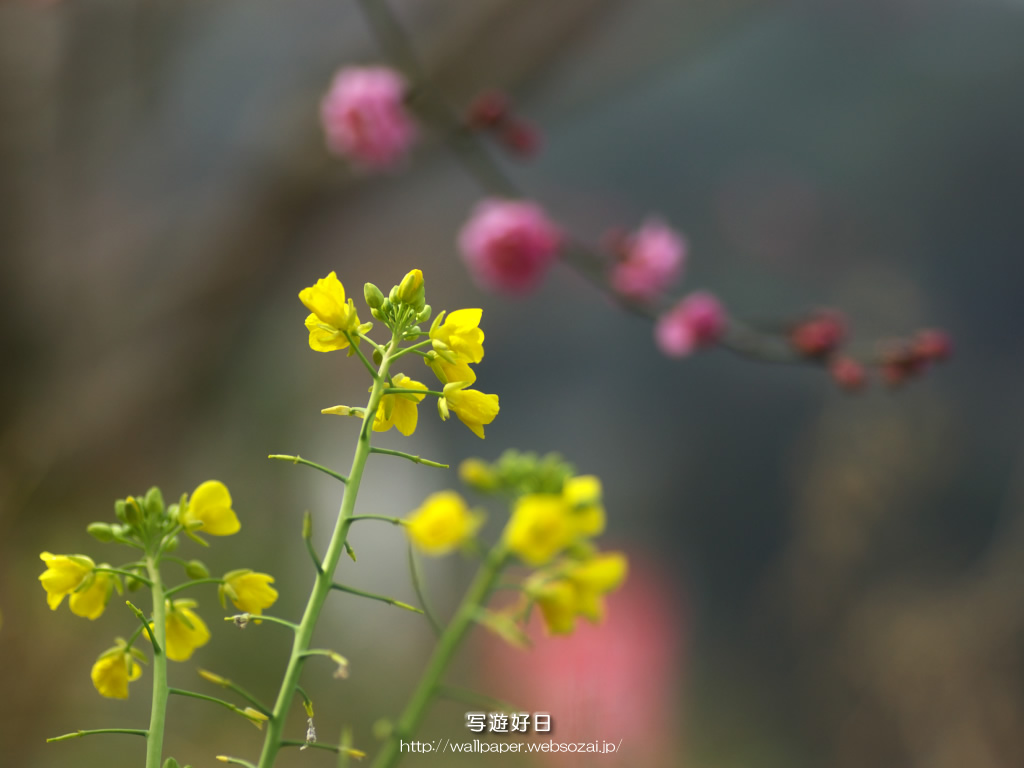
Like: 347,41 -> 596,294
369,447 -> 449,469
144,556 -> 170,768
371,546 -> 508,768
331,582 -> 423,613
93,566 -> 152,586
256,330 -> 403,768
47,728 -> 148,742
164,577 -> 223,599
267,454 -> 348,484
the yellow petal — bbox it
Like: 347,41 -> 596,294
298,271 -> 348,327
184,481 -> 240,536
69,573 -> 112,620
535,581 -> 578,635
406,490 -> 482,556
305,313 -> 350,352
446,388 -> 499,439
505,494 -> 573,566
164,602 -> 211,662
226,573 -> 278,615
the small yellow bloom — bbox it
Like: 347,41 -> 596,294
505,494 -> 574,566
181,480 -> 240,536
405,490 -> 483,556
426,355 -> 477,387
565,552 -> 628,623
373,374 -> 427,436
241,707 -> 270,730
442,381 -> 499,439
222,571 -> 278,615
563,475 -> 606,538
164,599 -> 211,662
396,268 -> 425,306
299,271 -> 364,352
39,552 -> 94,611
430,308 -> 485,364
532,580 -> 578,636
459,458 -> 499,492
69,570 -> 115,620
91,648 -> 142,699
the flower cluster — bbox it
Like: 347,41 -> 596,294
304,268 -> 500,439
404,451 -> 627,637
39,481 -> 277,699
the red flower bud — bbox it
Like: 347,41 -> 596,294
829,357 -> 867,392
467,89 -> 509,129
790,310 -> 847,358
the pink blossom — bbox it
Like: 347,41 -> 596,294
655,291 -> 727,357
457,199 -> 562,295
479,557 -> 687,766
610,219 -> 687,303
320,67 -> 417,169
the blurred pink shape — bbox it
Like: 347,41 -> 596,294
479,557 -> 687,766
320,67 -> 418,169
610,219 -> 687,303
458,199 -> 562,295
655,291 -> 727,358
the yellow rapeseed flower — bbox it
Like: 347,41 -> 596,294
164,599 -> 211,662
430,309 -> 484,363
504,494 -> 574,566
91,647 -> 142,699
299,271 -> 365,352
563,475 -> 606,537
532,580 -> 577,636
565,552 -> 628,623
441,381 -> 499,439
39,552 -> 94,611
68,570 -> 115,620
373,374 -> 427,436
405,490 -> 483,556
221,571 -> 278,615
181,480 -> 240,536
426,355 -> 477,387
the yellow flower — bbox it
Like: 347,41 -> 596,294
426,355 -> 477,387
532,580 -> 578,636
221,571 -> 278,615
565,552 -> 628,623
405,490 -> 483,556
69,570 -> 115,620
396,268 -> 425,306
91,647 -> 143,699
373,374 -> 427,436
39,552 -> 94,611
430,309 -> 485,363
505,494 -> 574,566
563,475 -> 606,538
442,381 -> 499,439
299,271 -> 364,352
164,599 -> 211,662
459,458 -> 499,492
181,480 -> 240,536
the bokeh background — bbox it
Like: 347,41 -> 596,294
3,0 -> 1024,766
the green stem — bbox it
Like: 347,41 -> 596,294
407,544 -> 441,637
331,582 -> 423,613
344,331 -> 381,381
369,447 -> 449,469
225,614 -> 299,631
349,514 -> 404,525
93,566 -> 152,586
256,331 -> 403,768
169,687 -> 254,718
384,387 -> 444,398
144,556 -> 169,768
388,339 -> 433,360
371,546 -> 508,768
47,728 -> 148,742
164,577 -> 223,599
267,454 -> 348,484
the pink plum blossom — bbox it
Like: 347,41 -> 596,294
610,219 -> 687,303
457,199 -> 562,295
655,291 -> 727,357
320,67 -> 417,169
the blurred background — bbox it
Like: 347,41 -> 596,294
2,0 -> 1024,766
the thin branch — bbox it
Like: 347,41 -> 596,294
408,544 -> 442,637
331,582 -> 423,614
369,446 -> 448,469
268,454 -> 348,484
47,728 -> 147,742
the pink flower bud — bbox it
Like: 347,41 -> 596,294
320,67 -> 418,169
457,199 -> 562,295
912,329 -> 952,362
655,291 -> 727,358
498,119 -> 541,158
789,310 -> 847,358
829,356 -> 867,392
609,219 -> 687,303
467,89 -> 509,129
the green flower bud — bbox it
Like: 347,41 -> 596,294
87,522 -> 116,542
370,307 -> 384,321
364,282 -> 385,309
144,486 -> 165,519
396,269 -> 425,311
163,758 -> 180,768
164,536 -> 180,553
185,559 -> 210,579
388,285 -> 399,303
372,349 -> 383,366
403,325 -> 422,340
125,570 -> 145,592
417,304 -> 432,324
